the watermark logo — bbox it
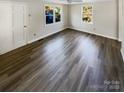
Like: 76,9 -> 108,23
89,80 -> 120,91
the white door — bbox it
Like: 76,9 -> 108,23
13,4 -> 27,49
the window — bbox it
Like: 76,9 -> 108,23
55,7 -> 61,22
45,5 -> 54,24
82,4 -> 93,24
45,5 -> 62,24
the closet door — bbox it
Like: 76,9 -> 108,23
0,3 -> 13,54
13,4 -> 27,49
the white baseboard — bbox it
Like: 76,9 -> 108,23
69,26 -> 118,41
28,28 -> 67,44
0,27 -> 119,55
0,28 -> 67,55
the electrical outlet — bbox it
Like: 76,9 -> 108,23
33,33 -> 36,36
29,14 -> 31,17
93,28 -> 96,31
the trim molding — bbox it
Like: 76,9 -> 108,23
0,28 -> 67,55
69,27 -> 120,41
28,28 -> 67,44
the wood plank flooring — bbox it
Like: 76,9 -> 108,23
0,29 -> 124,92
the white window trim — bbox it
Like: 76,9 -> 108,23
81,3 -> 94,25
44,4 -> 62,25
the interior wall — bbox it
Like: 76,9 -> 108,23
68,0 -> 118,40
0,1 -> 13,54
28,1 -> 68,43
119,0 -> 124,59
0,0 -> 68,54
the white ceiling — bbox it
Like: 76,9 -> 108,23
44,0 -> 84,4
44,0 -> 113,4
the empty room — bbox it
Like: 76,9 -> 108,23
0,0 -> 124,92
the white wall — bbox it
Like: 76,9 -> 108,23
119,0 -> 124,59
68,0 -> 118,40
0,0 -> 68,54
28,1 -> 68,43
0,1 -> 13,54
